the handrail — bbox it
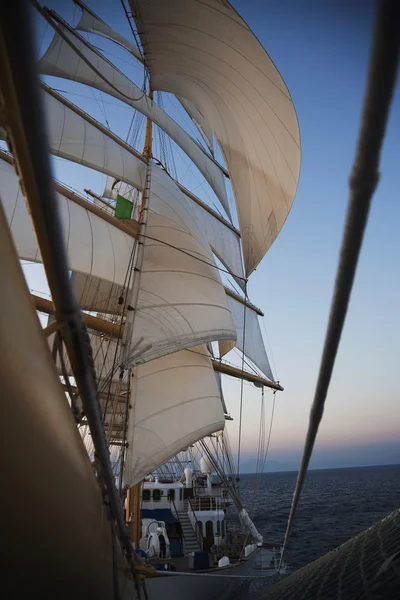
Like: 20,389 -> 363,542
190,496 -> 217,511
187,498 -> 204,550
169,497 -> 185,541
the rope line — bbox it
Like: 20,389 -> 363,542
141,231 -> 246,282
37,4 -> 148,101
236,280 -> 248,480
279,0 -> 400,569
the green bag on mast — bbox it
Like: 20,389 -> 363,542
114,194 -> 133,220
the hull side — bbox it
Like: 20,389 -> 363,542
145,548 -> 259,600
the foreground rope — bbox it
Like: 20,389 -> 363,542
266,510 -> 400,600
279,0 -> 400,568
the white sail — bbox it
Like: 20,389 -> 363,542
219,293 -> 273,381
125,345 -> 225,487
131,0 -> 301,275
189,198 -> 244,285
178,97 -> 214,156
35,92 -> 238,284
84,180 -> 244,289
71,272 -> 122,314
70,167 -> 237,362
38,25 -> 231,217
74,0 -> 142,61
42,88 -> 148,190
103,176 -> 135,201
74,2 -> 216,158
126,166 -> 236,365
0,158 -> 134,286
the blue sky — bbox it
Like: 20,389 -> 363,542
20,0 -> 399,470
229,0 -> 400,467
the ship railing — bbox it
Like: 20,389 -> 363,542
253,544 -> 285,571
189,496 -> 225,511
194,486 -> 230,500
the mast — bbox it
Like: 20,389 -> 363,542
126,89 -> 154,547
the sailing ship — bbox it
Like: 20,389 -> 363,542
1,0 -> 300,598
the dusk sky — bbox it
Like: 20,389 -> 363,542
227,0 -> 400,469
18,0 -> 399,471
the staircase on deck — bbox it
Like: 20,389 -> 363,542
175,500 -> 201,555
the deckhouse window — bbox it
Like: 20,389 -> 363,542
168,489 -> 175,502
153,489 -> 161,502
142,489 -> 150,502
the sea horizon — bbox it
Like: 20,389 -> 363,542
239,463 -> 400,569
241,462 -> 400,476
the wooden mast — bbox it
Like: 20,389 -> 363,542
127,89 -> 154,547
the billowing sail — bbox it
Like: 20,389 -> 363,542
178,97 -> 214,156
74,0 -> 142,61
126,165 -> 236,365
131,0 -> 301,275
0,197 -> 121,597
35,91 -> 239,284
105,174 -> 244,284
71,272 -> 122,314
189,198 -> 244,284
125,345 -> 225,487
74,2 -> 216,158
38,24 -> 231,217
71,166 -> 237,364
42,88 -> 148,190
0,157 -> 134,286
219,293 -> 273,381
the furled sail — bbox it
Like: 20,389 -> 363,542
219,293 -> 274,381
125,165 -> 236,365
125,345 -> 225,487
38,22 -> 231,217
131,0 -> 301,275
74,0 -> 142,61
0,156 -> 134,286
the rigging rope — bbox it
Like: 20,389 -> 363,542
155,91 -> 178,180
236,281 -> 248,481
251,390 -> 276,518
119,0 -> 147,68
140,231 -> 246,282
36,4 -> 148,100
279,0 -> 400,569
199,439 -> 242,512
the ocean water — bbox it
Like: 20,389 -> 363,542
238,464 -> 400,569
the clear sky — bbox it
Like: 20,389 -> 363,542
226,0 -> 400,470
20,0 -> 400,471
